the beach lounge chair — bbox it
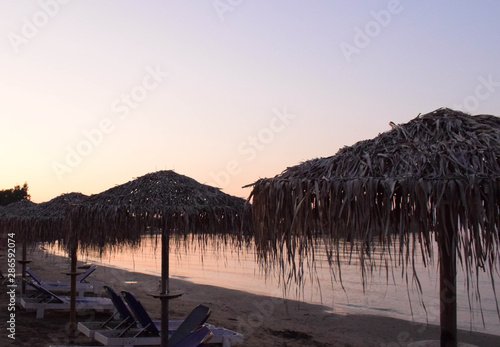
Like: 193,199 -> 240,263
79,285 -> 187,340
50,327 -> 211,347
20,280 -> 114,318
123,290 -> 243,346
93,290 -> 209,346
125,291 -> 211,345
26,265 -> 101,296
77,285 -> 140,339
50,326 -> 211,347
50,328 -> 212,347
93,290 -> 243,346
174,325 -> 213,347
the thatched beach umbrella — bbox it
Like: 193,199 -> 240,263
0,199 -> 38,230
37,192 -> 88,242
0,199 -> 40,241
0,193 -> 88,245
249,108 -> 500,347
37,192 -> 89,328
0,199 -> 39,294
0,193 -> 89,323
70,170 -> 251,347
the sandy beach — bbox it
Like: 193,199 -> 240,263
1,250 -> 499,347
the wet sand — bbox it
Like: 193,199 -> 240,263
1,250 -> 499,346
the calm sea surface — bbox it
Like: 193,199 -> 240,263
47,236 -> 499,336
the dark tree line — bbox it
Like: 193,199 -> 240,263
0,183 -> 30,206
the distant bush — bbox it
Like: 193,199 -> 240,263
0,183 -> 30,206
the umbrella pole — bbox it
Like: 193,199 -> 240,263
439,215 -> 457,347
161,229 -> 169,347
69,246 -> 77,339
21,242 -> 27,295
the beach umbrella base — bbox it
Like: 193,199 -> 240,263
149,292 -> 184,299
408,341 -> 478,347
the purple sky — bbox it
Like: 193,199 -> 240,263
1,0 -> 499,202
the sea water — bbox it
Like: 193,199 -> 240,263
46,236 -> 499,336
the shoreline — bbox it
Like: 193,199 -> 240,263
47,241 -> 500,336
2,249 -> 499,346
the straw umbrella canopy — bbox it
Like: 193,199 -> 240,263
36,192 -> 89,329
0,193 -> 89,320
0,193 -> 88,245
0,199 -> 39,241
0,199 -> 40,293
249,108 -> 500,347
69,170 -> 251,347
36,192 -> 88,246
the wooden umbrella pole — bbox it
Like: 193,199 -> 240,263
69,246 -> 77,338
161,229 -> 169,347
21,242 -> 27,295
439,213 -> 457,347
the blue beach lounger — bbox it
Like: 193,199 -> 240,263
93,291 -> 209,346
26,265 -> 100,296
124,290 -> 244,346
123,291 -> 243,346
77,285 -> 139,339
79,286 -> 186,340
175,325 -> 213,347
21,280 -> 114,318
124,290 -> 211,345
93,290 -> 244,346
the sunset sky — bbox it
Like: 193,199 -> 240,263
1,1 -> 499,203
